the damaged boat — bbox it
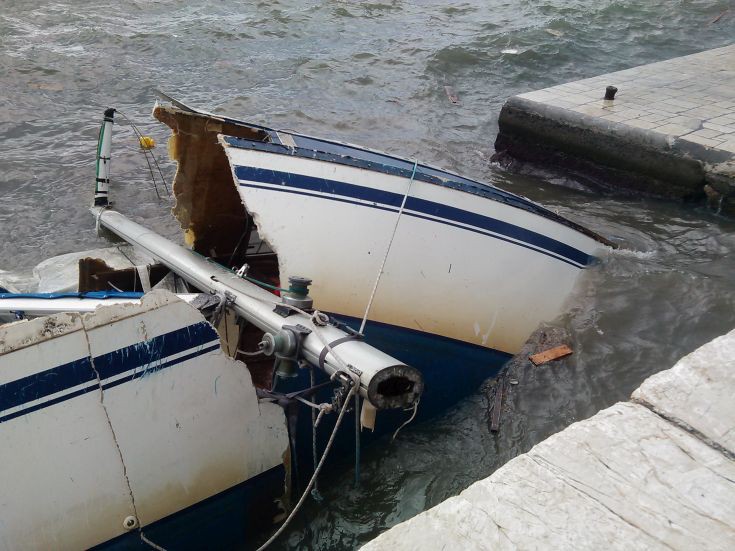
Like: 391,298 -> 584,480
0,98 -> 612,549
0,290 -> 289,549
153,97 -> 613,411
0,228 -> 423,549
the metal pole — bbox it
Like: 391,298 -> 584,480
354,391 -> 361,487
90,207 -> 422,410
94,108 -> 115,206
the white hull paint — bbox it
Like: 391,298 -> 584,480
0,291 -> 288,550
222,145 -> 607,355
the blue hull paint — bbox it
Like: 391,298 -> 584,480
95,464 -> 285,551
339,314 -> 512,418
283,316 -> 511,497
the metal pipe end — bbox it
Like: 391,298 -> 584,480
367,364 -> 424,410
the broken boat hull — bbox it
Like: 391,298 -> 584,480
222,141 -> 603,357
0,291 -> 289,549
154,102 -> 610,415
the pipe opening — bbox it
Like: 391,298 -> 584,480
377,376 -> 414,398
368,365 -> 423,410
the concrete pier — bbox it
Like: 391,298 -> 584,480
494,45 -> 735,213
362,329 -> 735,550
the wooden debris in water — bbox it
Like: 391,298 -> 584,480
529,344 -> 573,366
486,325 -> 570,434
708,10 -> 729,25
489,377 -> 505,432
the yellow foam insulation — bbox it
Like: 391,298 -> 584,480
153,105 -> 266,259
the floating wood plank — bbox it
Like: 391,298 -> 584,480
444,86 -> 459,104
708,10 -> 729,25
489,377 -> 505,432
529,344 -> 572,366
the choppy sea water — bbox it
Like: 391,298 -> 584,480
1,1 -> 734,549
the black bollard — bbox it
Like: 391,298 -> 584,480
604,85 -> 618,100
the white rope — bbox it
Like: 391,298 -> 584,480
140,532 -> 166,551
391,396 -> 420,443
359,160 -> 419,334
256,383 -> 357,551
236,347 -> 265,357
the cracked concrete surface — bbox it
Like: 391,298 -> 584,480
362,328 -> 735,550
632,330 -> 735,459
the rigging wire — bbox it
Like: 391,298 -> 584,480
115,109 -> 171,199
359,160 -> 419,335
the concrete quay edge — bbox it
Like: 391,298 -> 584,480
494,45 -> 735,212
361,329 -> 735,550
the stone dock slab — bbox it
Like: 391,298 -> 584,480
362,330 -> 735,550
494,45 -> 735,212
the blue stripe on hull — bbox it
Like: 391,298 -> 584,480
93,321 -> 218,380
234,165 -> 594,268
223,134 -> 608,242
0,356 -> 94,413
0,322 -> 220,424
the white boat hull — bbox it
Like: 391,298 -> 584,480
222,144 -> 606,356
152,101 -> 610,414
0,291 -> 288,549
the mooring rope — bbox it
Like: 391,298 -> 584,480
391,396 -> 420,443
256,382 -> 357,551
359,160 -> 419,335
140,532 -> 166,551
309,367 -> 322,501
